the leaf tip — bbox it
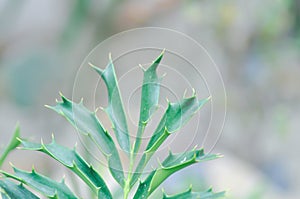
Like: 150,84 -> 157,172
58,91 -> 64,98
88,62 -> 96,68
31,165 -> 36,173
51,134 -> 56,143
16,135 -> 23,141
58,93 -> 70,104
166,97 -> 170,105
74,142 -> 78,150
188,184 -> 193,191
207,187 -> 213,192
155,49 -> 165,63
193,145 -> 198,150
94,106 -> 100,113
44,104 -> 51,109
61,175 -> 66,184
89,62 -> 104,74
207,95 -> 212,101
8,162 -> 14,168
217,153 -> 224,158
139,64 -> 146,71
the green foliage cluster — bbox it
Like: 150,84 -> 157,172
0,52 -> 225,199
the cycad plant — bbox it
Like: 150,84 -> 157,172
0,51 -> 225,199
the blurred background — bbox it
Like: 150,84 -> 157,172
0,0 -> 299,198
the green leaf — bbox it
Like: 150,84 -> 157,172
133,149 -> 221,198
1,192 -> 10,199
1,167 -> 76,199
131,95 -> 211,187
163,187 -> 226,199
19,138 -> 112,198
91,55 -> 130,153
133,50 -> 164,154
146,95 -> 211,153
0,124 -> 21,168
46,95 -> 125,187
0,179 -> 39,199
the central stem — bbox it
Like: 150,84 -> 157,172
124,123 -> 147,198
123,147 -> 135,199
